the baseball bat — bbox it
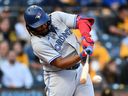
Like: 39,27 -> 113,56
80,54 -> 89,84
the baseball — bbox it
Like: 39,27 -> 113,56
92,75 -> 102,83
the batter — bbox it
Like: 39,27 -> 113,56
24,5 -> 94,96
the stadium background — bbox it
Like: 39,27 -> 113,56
0,0 -> 128,96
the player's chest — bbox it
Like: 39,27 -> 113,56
47,28 -> 80,54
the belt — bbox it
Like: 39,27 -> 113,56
44,64 -> 80,72
66,64 -> 80,70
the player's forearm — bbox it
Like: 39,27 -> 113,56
76,16 -> 94,35
50,55 -> 81,69
76,16 -> 94,48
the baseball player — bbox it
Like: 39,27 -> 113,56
24,5 -> 94,96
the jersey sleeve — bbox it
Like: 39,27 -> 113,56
33,42 -> 61,64
51,11 -> 77,28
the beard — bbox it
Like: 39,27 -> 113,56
30,24 -> 50,37
39,28 -> 50,37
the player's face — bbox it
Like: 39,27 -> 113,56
34,23 -> 49,36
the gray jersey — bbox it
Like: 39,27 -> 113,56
31,11 -> 80,71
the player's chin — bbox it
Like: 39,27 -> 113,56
33,29 -> 48,36
40,30 -> 50,36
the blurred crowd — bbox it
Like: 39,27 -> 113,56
0,0 -> 128,93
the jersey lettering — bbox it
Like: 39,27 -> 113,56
54,28 -> 72,51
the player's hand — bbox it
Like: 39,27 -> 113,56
80,46 -> 93,57
80,46 -> 93,62
85,46 -> 93,55
81,36 -> 94,55
80,49 -> 87,61
81,36 -> 94,49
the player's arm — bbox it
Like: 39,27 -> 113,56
53,11 -> 94,37
52,11 -> 77,28
51,47 -> 88,69
33,41 -> 86,69
55,11 -> 95,52
50,55 -> 81,69
76,15 -> 94,49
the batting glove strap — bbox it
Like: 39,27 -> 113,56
82,36 -> 94,48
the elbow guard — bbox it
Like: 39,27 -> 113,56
76,15 -> 94,37
76,15 -> 94,47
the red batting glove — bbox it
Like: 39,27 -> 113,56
81,36 -> 94,49
76,16 -> 94,48
76,16 -> 94,37
80,49 -> 87,61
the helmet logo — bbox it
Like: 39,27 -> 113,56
35,12 -> 41,19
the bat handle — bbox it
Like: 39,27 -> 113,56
86,54 -> 89,64
83,50 -> 89,63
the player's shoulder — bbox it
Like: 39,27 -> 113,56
50,11 -> 66,23
30,36 -> 50,52
51,11 -> 64,16
50,11 -> 66,18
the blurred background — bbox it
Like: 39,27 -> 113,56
0,0 -> 128,96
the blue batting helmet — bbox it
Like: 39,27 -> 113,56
24,5 -> 50,28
